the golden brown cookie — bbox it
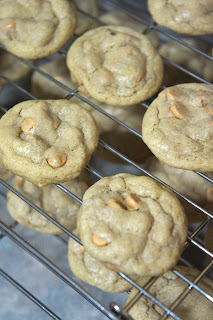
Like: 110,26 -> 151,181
31,57 -> 76,99
77,173 -> 187,276
0,49 -> 31,85
67,26 -> 163,106
125,266 -> 213,320
100,10 -> 159,48
148,0 -> 213,35
0,0 -> 77,59
142,84 -> 213,172
7,174 -> 89,234
68,230 -> 138,293
73,0 -> 99,35
146,156 -> 213,223
0,100 -> 99,186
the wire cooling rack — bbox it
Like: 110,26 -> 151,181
0,1 -> 213,319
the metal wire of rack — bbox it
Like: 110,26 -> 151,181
0,1 -> 213,319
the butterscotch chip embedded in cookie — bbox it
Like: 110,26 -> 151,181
66,26 -> 163,106
68,230 -> 138,292
148,0 -> 213,35
125,266 -> 213,320
142,84 -> 213,172
7,174 -> 89,234
77,174 -> 187,276
0,0 -> 77,59
0,100 -> 99,186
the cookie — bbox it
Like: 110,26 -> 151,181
0,163 -> 13,180
77,173 -> 187,276
0,49 -> 31,85
142,84 -> 213,172
159,40 -> 213,85
125,266 -> 213,320
148,0 -> 213,35
0,0 -> 77,59
68,230 -> 138,293
204,222 -> 213,253
0,100 -> 99,186
146,156 -> 213,223
66,26 -> 163,106
7,174 -> 89,234
31,57 -> 76,99
73,0 -> 99,36
100,10 -> 159,48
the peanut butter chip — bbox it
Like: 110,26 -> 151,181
166,88 -> 181,100
203,103 -> 213,116
136,72 -> 143,83
104,263 -> 118,272
47,152 -> 67,168
5,22 -> 16,30
92,234 -> 109,247
108,200 -> 123,209
21,117 -> 35,133
14,176 -> 24,186
72,241 -> 85,254
170,104 -> 183,119
206,187 -> 213,203
126,193 -> 142,211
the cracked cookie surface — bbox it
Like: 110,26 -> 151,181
66,26 -> 163,106
0,100 -> 99,186
125,266 -> 213,320
148,0 -> 213,35
68,229 -> 138,292
7,174 -> 89,234
142,84 -> 213,172
0,0 -> 77,59
77,173 -> 187,276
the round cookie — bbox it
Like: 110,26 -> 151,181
159,40 -> 213,85
68,230 -> 138,293
31,57 -> 76,99
0,49 -> 31,85
66,26 -> 163,106
148,0 -> 213,35
204,222 -> 213,253
125,266 -> 213,320
0,0 -> 77,59
146,156 -> 213,223
142,84 -> 213,172
77,173 -> 187,277
100,10 -> 159,49
73,0 -> 99,36
7,174 -> 89,234
0,100 -> 99,186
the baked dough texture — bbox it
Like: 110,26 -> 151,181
146,156 -> 213,223
0,100 -> 99,186
0,163 -> 13,180
142,84 -> 213,172
77,173 -> 187,276
100,10 -> 159,49
148,0 -> 213,35
125,266 -> 213,320
67,26 -> 163,106
0,0 -> 77,59
0,49 -> 31,85
7,174 -> 89,234
68,230 -> 138,293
